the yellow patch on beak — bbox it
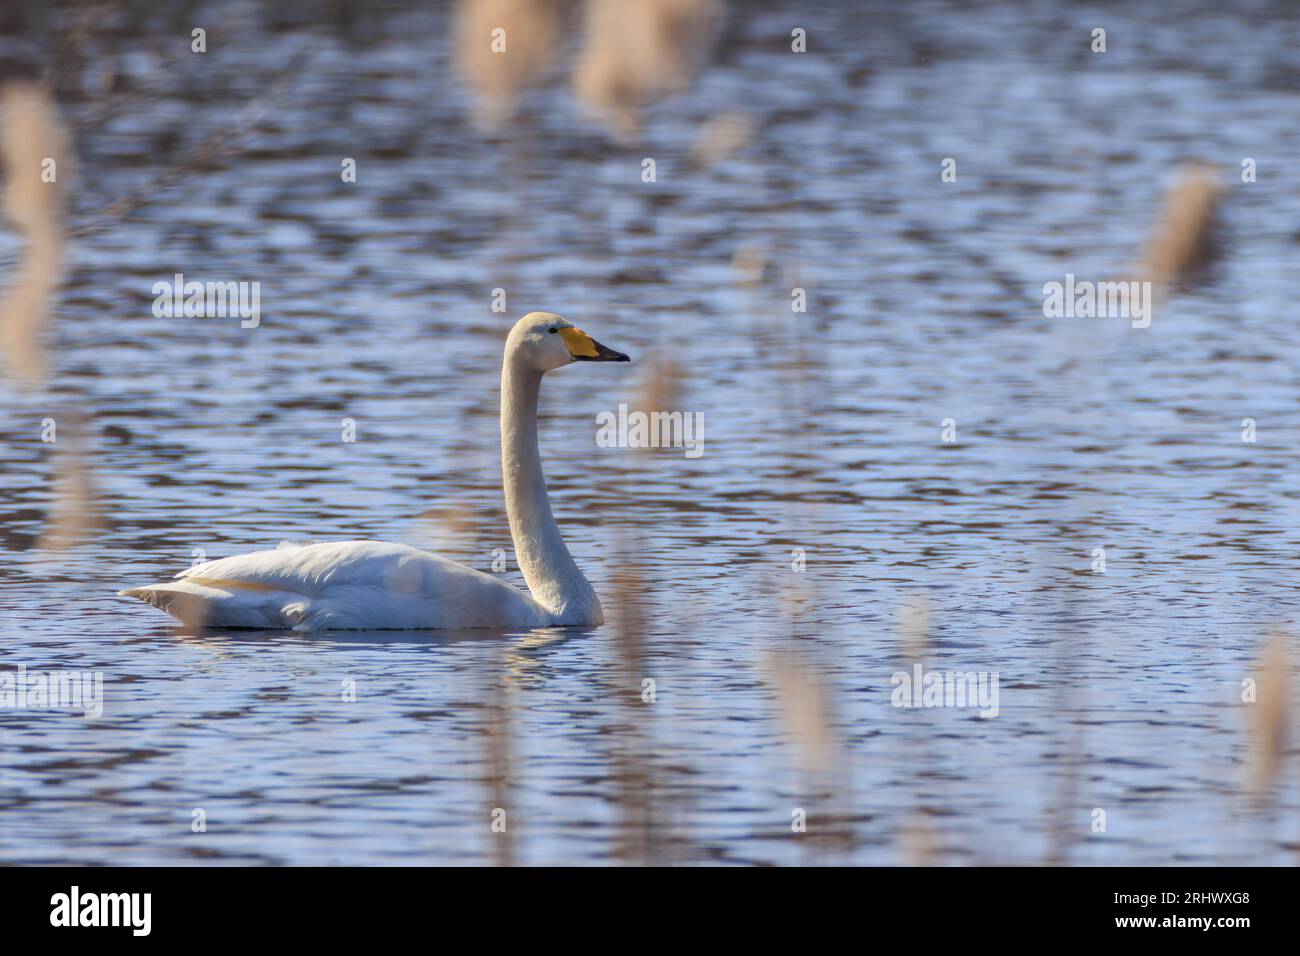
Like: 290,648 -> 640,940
559,327 -> 599,359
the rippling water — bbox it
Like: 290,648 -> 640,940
2,0 -> 1299,865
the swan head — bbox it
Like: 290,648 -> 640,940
508,311 -> 630,372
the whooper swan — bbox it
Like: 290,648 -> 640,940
119,312 -> 629,631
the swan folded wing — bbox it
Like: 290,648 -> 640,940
178,540 -> 427,591
166,540 -> 549,630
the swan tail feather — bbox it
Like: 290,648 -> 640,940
118,580 -> 302,629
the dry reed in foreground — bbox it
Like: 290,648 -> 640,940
454,0 -> 567,128
1136,161 -> 1224,291
0,81 -> 68,383
1,83 -> 104,550
571,0 -> 722,138
1247,632 -> 1291,805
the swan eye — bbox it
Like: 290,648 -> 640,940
548,326 -> 559,333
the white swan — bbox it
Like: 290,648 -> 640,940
119,312 -> 629,631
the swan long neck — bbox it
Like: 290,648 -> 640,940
500,352 -> 602,625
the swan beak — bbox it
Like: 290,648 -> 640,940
561,327 -> 630,362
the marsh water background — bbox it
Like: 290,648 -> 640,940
3,0 -> 1300,864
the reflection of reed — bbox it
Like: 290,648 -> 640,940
1044,614 -> 1082,866
762,286 -> 856,861
894,595 -> 939,865
37,411 -> 105,551
611,343 -> 710,860
485,655 -> 516,866
764,646 -> 854,860
596,357 -> 691,863
608,542 -> 658,863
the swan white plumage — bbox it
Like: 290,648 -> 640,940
119,312 -> 629,631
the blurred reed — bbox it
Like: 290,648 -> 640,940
414,503 -> 478,562
898,594 -> 931,661
1137,162 -> 1224,292
0,81 -> 68,383
1247,632 -> 1291,805
687,110 -> 755,168
730,240 -> 770,289
2,31 -> 316,552
631,349 -> 684,423
454,0 -> 723,138
764,649 -> 836,781
1,81 -> 105,550
572,0 -> 722,138
454,0 -> 568,128
48,38 -> 317,249
759,284 -> 857,860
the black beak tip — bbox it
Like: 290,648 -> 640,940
580,339 -> 631,362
